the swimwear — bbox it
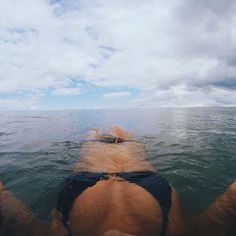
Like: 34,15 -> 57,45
83,134 -> 137,144
57,171 -> 172,236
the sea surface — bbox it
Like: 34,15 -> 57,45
0,108 -> 235,224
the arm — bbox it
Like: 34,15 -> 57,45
167,187 -> 187,236
193,181 -> 236,236
0,182 -> 48,236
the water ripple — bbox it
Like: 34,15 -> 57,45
0,108 -> 235,221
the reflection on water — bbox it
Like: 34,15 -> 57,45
0,108 -> 235,223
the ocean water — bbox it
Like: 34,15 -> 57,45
0,108 -> 235,225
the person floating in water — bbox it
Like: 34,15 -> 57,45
0,125 -> 235,236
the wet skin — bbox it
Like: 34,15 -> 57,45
0,125 -> 236,236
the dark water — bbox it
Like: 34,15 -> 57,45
0,108 -> 235,222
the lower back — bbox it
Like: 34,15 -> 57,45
69,178 -> 162,236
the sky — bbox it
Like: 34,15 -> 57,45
0,0 -> 236,110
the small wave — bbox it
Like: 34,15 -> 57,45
51,141 -> 81,149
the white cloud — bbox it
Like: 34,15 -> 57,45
103,91 -> 130,99
0,0 -> 236,108
52,87 -> 81,96
0,96 -> 39,110
132,85 -> 236,108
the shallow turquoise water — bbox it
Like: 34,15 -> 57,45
0,108 -> 235,223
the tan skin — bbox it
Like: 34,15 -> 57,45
0,125 -> 236,236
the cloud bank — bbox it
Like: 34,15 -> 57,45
1,0 -> 236,109
103,92 -> 130,99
